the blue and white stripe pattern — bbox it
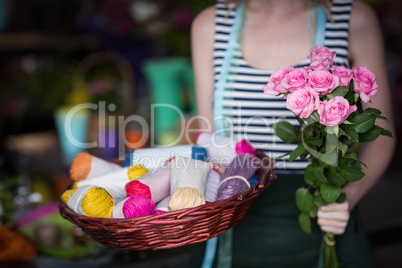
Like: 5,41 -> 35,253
213,0 -> 353,173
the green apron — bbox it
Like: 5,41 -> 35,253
189,174 -> 375,268
231,174 -> 375,268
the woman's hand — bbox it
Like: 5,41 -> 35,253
317,201 -> 350,235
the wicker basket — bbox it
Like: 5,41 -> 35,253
58,151 -> 276,251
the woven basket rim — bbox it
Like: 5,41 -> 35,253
58,151 -> 276,250
59,173 -> 274,222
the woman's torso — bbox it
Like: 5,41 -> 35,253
213,0 -> 353,174
193,1 -> 375,267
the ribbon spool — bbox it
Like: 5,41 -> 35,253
65,185 -> 114,218
216,154 -> 259,200
112,195 -> 155,218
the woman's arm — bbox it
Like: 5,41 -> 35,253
191,6 -> 216,132
343,0 -> 396,210
317,0 -> 396,235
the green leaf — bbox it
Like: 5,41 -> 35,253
312,135 -> 339,166
339,128 -> 351,139
313,194 -> 328,207
308,206 -> 317,218
289,143 -> 307,162
298,212 -> 312,234
345,87 -> 355,105
294,128 -> 302,140
304,164 -> 315,186
336,193 -> 346,204
381,129 -> 393,138
296,117 -> 305,127
365,108 -> 381,115
305,138 -> 323,148
295,187 -> 313,213
342,152 -> 359,161
359,125 -> 382,142
358,159 -> 368,169
325,166 -> 346,186
304,164 -> 327,186
364,107 -> 388,121
339,156 -> 354,167
320,183 -> 341,203
340,138 -> 354,149
338,141 -> 348,156
272,121 -> 298,142
350,113 -> 376,133
339,164 -> 365,182
300,151 -> 309,160
346,129 -> 359,143
317,150 -> 338,167
330,86 -> 349,97
276,152 -> 291,159
301,124 -> 314,140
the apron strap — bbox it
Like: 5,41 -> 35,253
201,236 -> 218,268
213,0 -> 245,135
314,6 -> 326,47
203,2 -> 245,268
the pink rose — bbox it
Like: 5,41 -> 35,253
286,88 -> 320,118
309,45 -> 336,71
308,70 -> 340,95
353,65 -> 378,103
332,66 -> 353,87
317,96 -> 357,126
281,68 -> 309,93
263,66 -> 294,96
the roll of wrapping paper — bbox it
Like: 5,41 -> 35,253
125,165 -> 171,203
76,164 -> 148,203
112,197 -> 128,218
168,157 -> 211,211
217,154 -> 260,200
70,152 -> 121,181
155,195 -> 171,213
205,169 -> 222,202
66,185 -> 114,218
125,145 -> 208,170
196,132 -> 256,166
209,162 -> 226,175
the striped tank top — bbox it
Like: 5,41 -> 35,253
213,0 -> 354,173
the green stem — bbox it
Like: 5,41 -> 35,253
323,232 -> 339,268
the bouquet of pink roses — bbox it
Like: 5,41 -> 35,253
264,45 -> 392,268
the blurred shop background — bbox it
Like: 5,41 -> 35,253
0,0 -> 401,267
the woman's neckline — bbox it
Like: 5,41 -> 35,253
236,3 -> 318,73
237,48 -> 311,73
